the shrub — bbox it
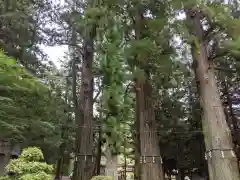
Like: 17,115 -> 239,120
19,172 -> 52,180
0,147 -> 53,180
20,147 -> 44,162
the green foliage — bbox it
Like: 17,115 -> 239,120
0,52 -> 49,139
91,176 -> 113,180
0,52 -> 68,163
0,0 -> 48,71
20,147 -> 44,162
97,6 -> 132,156
19,172 -> 52,180
0,147 -> 53,180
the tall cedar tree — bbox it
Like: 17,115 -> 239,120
185,6 -> 240,180
134,5 -> 164,180
72,1 -> 97,180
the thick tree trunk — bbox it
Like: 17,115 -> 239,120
134,104 -> 141,180
134,7 -> 164,180
186,9 -> 240,180
136,79 -> 164,180
72,37 -> 95,180
72,5 -> 97,177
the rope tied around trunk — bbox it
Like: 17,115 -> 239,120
74,154 -> 94,162
139,155 -> 163,164
205,148 -> 236,160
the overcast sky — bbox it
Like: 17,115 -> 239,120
41,0 -> 67,68
41,45 -> 67,68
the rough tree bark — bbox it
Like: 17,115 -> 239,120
72,3 -> 97,179
186,8 -> 240,180
134,98 -> 141,180
134,7 -> 164,180
72,39 -> 95,180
